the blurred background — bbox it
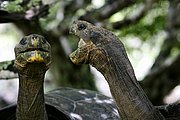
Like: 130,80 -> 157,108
0,0 -> 179,108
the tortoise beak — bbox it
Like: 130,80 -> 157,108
69,26 -> 75,34
31,35 -> 39,47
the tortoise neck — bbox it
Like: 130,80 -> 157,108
91,41 -> 164,120
16,72 -> 48,120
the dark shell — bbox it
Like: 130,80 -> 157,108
0,87 -> 120,120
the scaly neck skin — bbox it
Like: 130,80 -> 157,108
90,42 -> 165,120
16,67 -> 48,120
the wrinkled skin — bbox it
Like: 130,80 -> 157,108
69,20 -> 165,120
14,34 -> 51,120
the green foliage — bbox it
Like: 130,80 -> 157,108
2,0 -> 41,12
120,15 -> 165,40
27,0 -> 41,8
40,1 -> 60,30
117,2 -> 167,41
3,0 -> 24,12
0,61 -> 13,70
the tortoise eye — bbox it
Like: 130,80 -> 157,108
78,23 -> 86,30
19,38 -> 27,45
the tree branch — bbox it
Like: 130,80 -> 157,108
80,0 -> 135,22
0,60 -> 18,80
112,0 -> 154,29
0,60 -> 16,73
0,75 -> 18,80
151,0 -> 179,70
0,4 -> 49,23
98,0 -> 135,19
141,56 -> 180,105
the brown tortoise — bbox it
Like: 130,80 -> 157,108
0,34 -> 119,120
69,20 -> 180,120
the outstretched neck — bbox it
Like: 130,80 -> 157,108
91,41 -> 164,120
16,70 -> 48,120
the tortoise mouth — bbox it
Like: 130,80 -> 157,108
20,48 -> 49,54
69,36 -> 95,65
77,38 -> 87,48
15,47 -> 51,66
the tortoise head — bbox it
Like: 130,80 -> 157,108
69,20 -> 108,65
69,20 -> 105,45
14,34 -> 51,71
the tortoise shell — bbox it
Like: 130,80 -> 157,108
0,87 -> 120,120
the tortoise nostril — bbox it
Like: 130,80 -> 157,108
32,35 -> 38,40
69,27 -> 74,34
